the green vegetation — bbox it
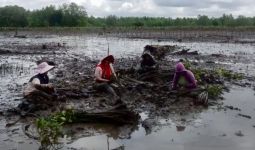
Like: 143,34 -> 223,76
206,85 -> 224,99
193,69 -> 207,83
215,68 -> 243,80
0,5 -> 28,27
182,59 -> 243,82
1,3 -> 255,27
36,109 -> 75,149
0,3 -> 87,27
182,58 -> 192,70
182,59 -> 244,99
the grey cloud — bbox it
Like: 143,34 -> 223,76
153,0 -> 249,9
0,0 -> 255,17
153,0 -> 203,7
108,0 -> 126,1
0,0 -> 70,10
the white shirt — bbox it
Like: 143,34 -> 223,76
31,78 -> 40,84
23,78 -> 41,96
94,66 -> 103,80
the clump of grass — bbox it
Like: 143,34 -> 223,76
182,60 -> 225,99
183,59 -> 243,84
182,58 -> 192,70
206,84 -> 224,99
193,68 -> 207,83
36,109 -> 75,150
215,68 -> 243,80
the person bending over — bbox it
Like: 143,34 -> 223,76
23,62 -> 56,109
172,62 -> 197,90
94,55 -> 120,104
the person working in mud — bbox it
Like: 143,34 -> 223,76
139,52 -> 158,74
22,62 -> 56,110
94,55 -> 120,105
171,61 -> 208,105
172,61 -> 197,90
137,52 -> 161,82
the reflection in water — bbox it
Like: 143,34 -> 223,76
67,87 -> 255,150
64,123 -> 139,150
69,134 -> 120,150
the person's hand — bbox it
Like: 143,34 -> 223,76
48,83 -> 54,89
47,84 -> 55,93
110,75 -> 117,83
171,84 -> 177,90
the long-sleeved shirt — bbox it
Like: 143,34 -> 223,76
172,70 -> 197,90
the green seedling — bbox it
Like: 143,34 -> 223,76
36,109 -> 75,150
206,84 -> 224,99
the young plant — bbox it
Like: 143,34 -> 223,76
215,68 -> 243,80
183,58 -> 192,70
36,109 -> 75,150
206,84 -> 224,99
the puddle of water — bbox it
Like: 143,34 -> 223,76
67,135 -> 120,150
66,86 -> 255,150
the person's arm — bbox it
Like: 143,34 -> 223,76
109,63 -> 117,79
184,71 -> 197,89
151,58 -> 157,67
95,67 -> 109,82
140,60 -> 145,68
32,78 -> 55,93
172,73 -> 180,90
31,78 -> 40,84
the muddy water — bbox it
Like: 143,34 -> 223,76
65,86 -> 255,150
0,33 -> 255,150
0,56 -> 36,110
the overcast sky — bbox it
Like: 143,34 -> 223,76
1,0 -> 255,18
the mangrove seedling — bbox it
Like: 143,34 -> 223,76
36,109 -> 75,150
206,84 -> 224,99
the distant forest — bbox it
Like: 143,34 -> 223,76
1,3 -> 255,28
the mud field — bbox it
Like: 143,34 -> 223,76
0,30 -> 255,150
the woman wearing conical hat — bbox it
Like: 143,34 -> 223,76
22,62 -> 56,109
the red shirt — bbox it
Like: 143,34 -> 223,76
95,62 -> 112,81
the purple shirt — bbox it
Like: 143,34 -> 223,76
172,62 -> 197,90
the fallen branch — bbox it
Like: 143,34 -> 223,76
238,113 -> 252,119
72,104 -> 140,125
122,76 -> 146,85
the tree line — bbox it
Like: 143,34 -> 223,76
1,3 -> 255,27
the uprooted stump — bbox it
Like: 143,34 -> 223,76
144,45 -> 178,59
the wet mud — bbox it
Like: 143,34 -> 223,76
0,30 -> 255,150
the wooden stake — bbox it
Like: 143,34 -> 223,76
107,43 -> 110,55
